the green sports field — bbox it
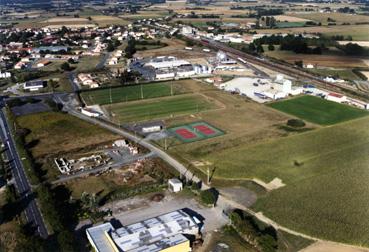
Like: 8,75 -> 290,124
105,94 -> 217,123
81,81 -> 187,105
268,95 -> 368,125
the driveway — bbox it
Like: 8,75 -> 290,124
102,192 -> 229,232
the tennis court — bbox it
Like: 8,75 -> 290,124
169,121 -> 224,143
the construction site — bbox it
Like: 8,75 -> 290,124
54,139 -> 139,176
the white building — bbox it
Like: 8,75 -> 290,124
0,72 -> 11,78
168,178 -> 183,193
156,71 -> 175,80
23,80 -> 46,91
86,210 -> 201,252
81,107 -> 100,117
325,93 -> 347,103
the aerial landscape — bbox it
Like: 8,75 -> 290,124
0,0 -> 369,251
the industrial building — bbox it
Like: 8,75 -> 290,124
221,76 -> 302,103
130,56 -> 211,81
86,209 -> 202,252
325,93 -> 347,103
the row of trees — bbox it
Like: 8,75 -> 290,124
230,210 -> 278,252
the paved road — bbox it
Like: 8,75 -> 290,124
0,100 -> 48,238
96,52 -> 111,70
67,72 -> 80,92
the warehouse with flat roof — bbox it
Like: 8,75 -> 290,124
86,209 -> 202,252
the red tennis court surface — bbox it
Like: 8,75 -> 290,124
175,128 -> 196,139
193,125 -> 216,135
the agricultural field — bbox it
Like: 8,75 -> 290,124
120,10 -> 169,20
81,80 -> 191,105
90,15 -> 130,27
268,95 -> 369,125
288,12 -> 369,25
307,68 -> 363,81
252,117 -> 369,246
264,49 -> 368,68
105,94 -> 218,123
259,25 -> 369,41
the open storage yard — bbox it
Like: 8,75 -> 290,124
81,80 -> 190,105
268,95 -> 369,125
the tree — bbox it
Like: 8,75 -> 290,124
200,188 -> 217,206
249,42 -> 256,51
57,230 -> 76,252
106,42 -> 115,52
294,60 -> 303,68
256,44 -> 264,53
268,44 -> 275,51
60,62 -> 71,71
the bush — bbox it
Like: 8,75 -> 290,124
287,119 -> 306,128
200,188 -> 217,205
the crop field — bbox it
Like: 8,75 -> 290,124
264,49 -> 368,68
81,81 -> 190,105
289,12 -> 369,25
307,68 -> 362,81
105,94 -> 218,123
259,25 -> 369,41
276,22 -> 307,28
90,15 -> 130,27
268,95 -> 368,125
251,117 -> 369,246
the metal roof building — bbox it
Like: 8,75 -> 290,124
86,209 -> 201,252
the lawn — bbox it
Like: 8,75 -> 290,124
268,95 -> 368,125
105,94 -> 218,123
81,81 -> 189,105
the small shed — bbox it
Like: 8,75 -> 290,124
168,178 -> 183,193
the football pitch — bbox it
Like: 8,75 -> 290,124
105,94 -> 217,123
81,81 -> 187,105
268,95 -> 368,125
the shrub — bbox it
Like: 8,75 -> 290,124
287,119 -> 306,128
200,188 -> 217,205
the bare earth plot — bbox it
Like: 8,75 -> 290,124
135,38 -> 212,59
